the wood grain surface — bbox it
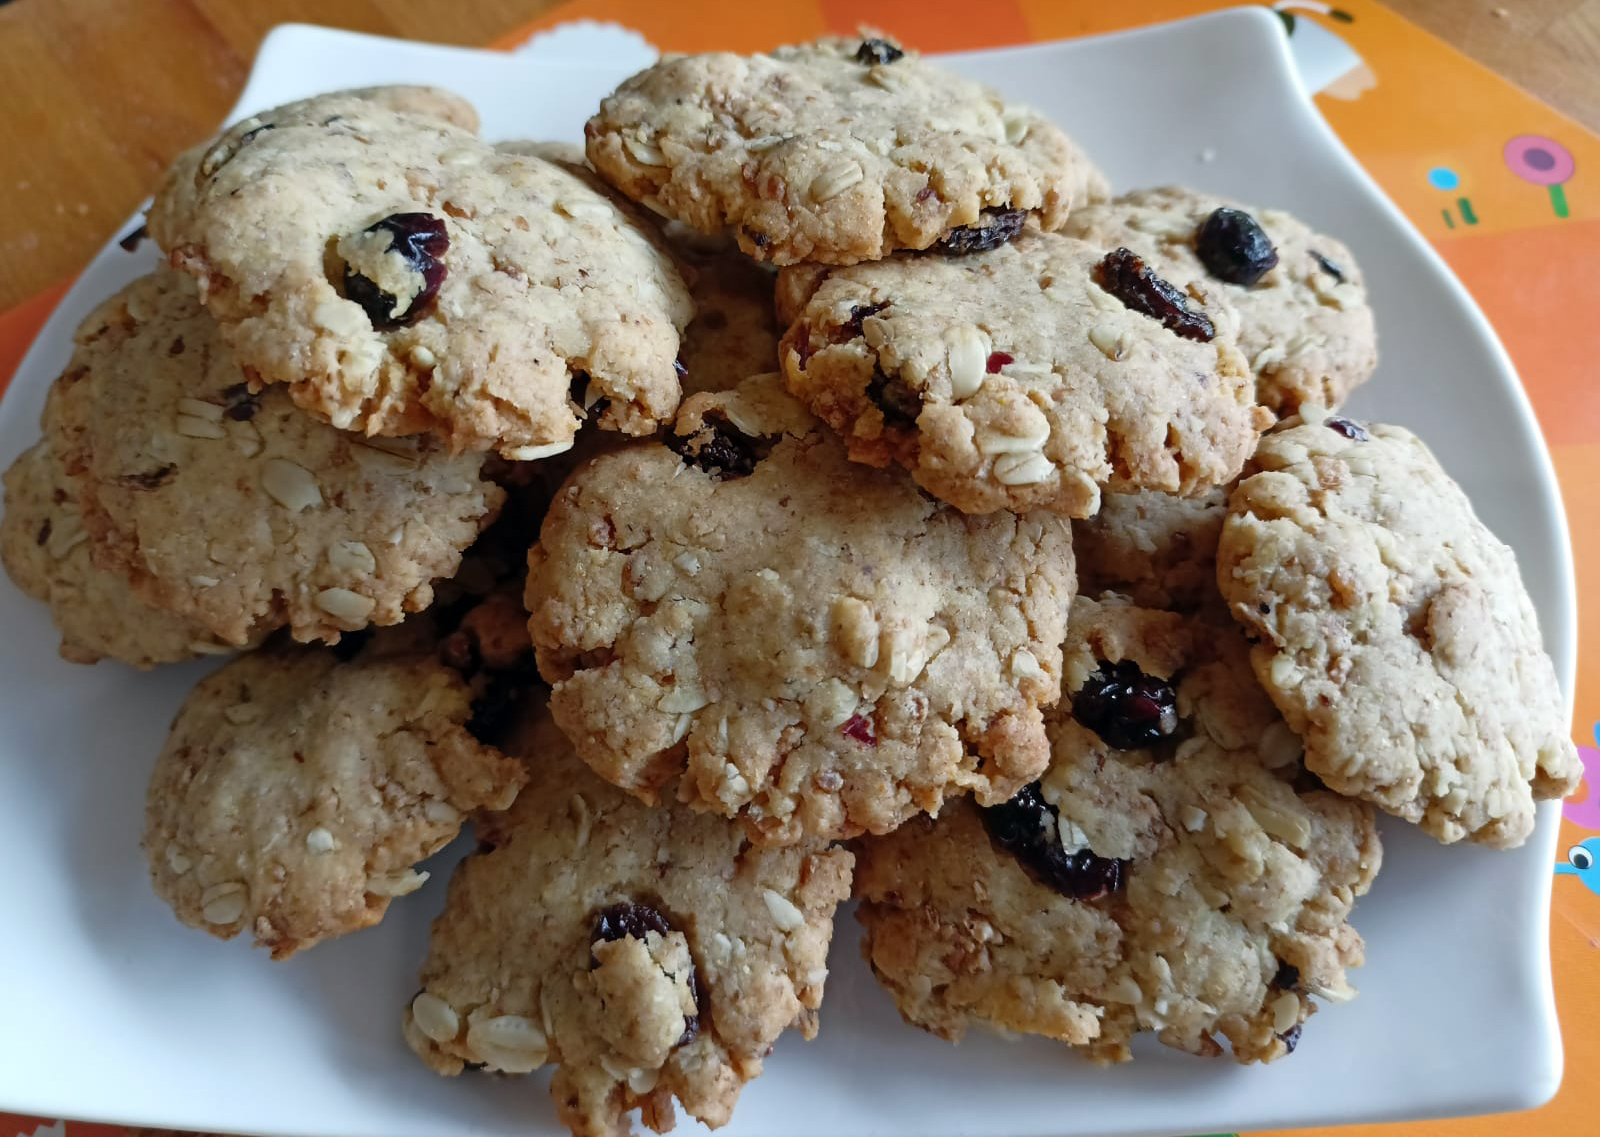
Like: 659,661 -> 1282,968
0,0 -> 1596,310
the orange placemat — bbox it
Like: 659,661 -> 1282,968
4,3 -> 1598,1136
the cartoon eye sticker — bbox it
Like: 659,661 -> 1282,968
1504,134 -> 1575,219
1571,844 -> 1595,871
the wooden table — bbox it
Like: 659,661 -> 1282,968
1,0 -> 1596,311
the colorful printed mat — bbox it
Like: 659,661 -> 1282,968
3,2 -> 1598,1135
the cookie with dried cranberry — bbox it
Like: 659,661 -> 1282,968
1217,411 -> 1581,847
0,438 -> 238,667
779,229 -> 1268,516
856,594 -> 1380,1065
48,272 -> 503,646
1074,487 -> 1229,611
143,641 -> 526,958
585,36 -> 1106,266
526,372 -> 1074,845
404,697 -> 852,1137
149,88 -> 692,455
1062,187 -> 1377,417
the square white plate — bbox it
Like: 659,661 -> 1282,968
0,8 -> 1574,1137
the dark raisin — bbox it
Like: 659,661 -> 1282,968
466,654 -> 541,747
866,368 -> 920,428
986,351 -> 1013,373
593,902 -> 701,1046
341,212 -> 449,330
1195,207 -> 1279,286
1310,250 -> 1345,282
117,224 -> 148,252
1323,415 -> 1368,441
329,628 -> 374,662
1072,659 -> 1180,750
934,208 -> 1027,256
665,412 -> 771,479
114,464 -> 177,490
1278,1023 -> 1303,1054
854,38 -> 904,65
1093,248 -> 1214,342
981,782 -> 1129,901
221,382 -> 262,422
34,519 -> 50,547
1273,961 -> 1300,991
836,300 -> 889,341
840,713 -> 876,745
168,336 -> 185,356
592,901 -> 674,946
744,229 -> 770,250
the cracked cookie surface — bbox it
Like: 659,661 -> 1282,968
779,230 -> 1268,515
405,697 -> 852,1137
1062,187 -> 1376,417
1217,412 -> 1581,847
855,594 -> 1380,1064
143,641 -> 525,958
150,88 -> 692,455
48,271 -> 502,645
586,36 -> 1105,265
526,372 -> 1074,845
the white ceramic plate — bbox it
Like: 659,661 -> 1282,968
0,8 -> 1573,1137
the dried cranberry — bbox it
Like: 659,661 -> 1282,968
1072,659 -> 1180,750
1310,250 -> 1345,282
840,714 -> 876,745
342,212 -> 449,330
837,300 -> 889,341
1278,1023 -> 1303,1054
591,902 -> 701,1046
466,654 -> 541,747
1195,207 -> 1279,286
866,368 -> 920,427
666,412 -> 772,479
934,208 -> 1027,256
986,351 -> 1013,373
1323,415 -> 1368,441
592,901 -> 674,946
1093,248 -> 1214,342
981,782 -> 1129,901
1273,961 -> 1300,990
855,38 -> 904,65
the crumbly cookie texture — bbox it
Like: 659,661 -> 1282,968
856,595 -> 1380,1064
1217,411 -> 1581,847
527,372 -> 1074,845
1075,487 -> 1229,612
668,230 -> 782,397
779,230 -> 1268,516
0,438 -> 229,667
143,642 -> 526,958
585,36 -> 1105,265
1062,187 -> 1376,417
405,699 -> 853,1137
149,88 -> 692,455
48,272 -> 503,646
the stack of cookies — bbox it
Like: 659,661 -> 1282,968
0,34 -> 1581,1137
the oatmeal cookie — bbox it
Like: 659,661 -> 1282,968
143,641 -> 526,958
1217,411 -> 1581,846
527,373 -> 1074,845
586,36 -> 1104,265
405,697 -> 852,1137
856,595 -> 1380,1063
